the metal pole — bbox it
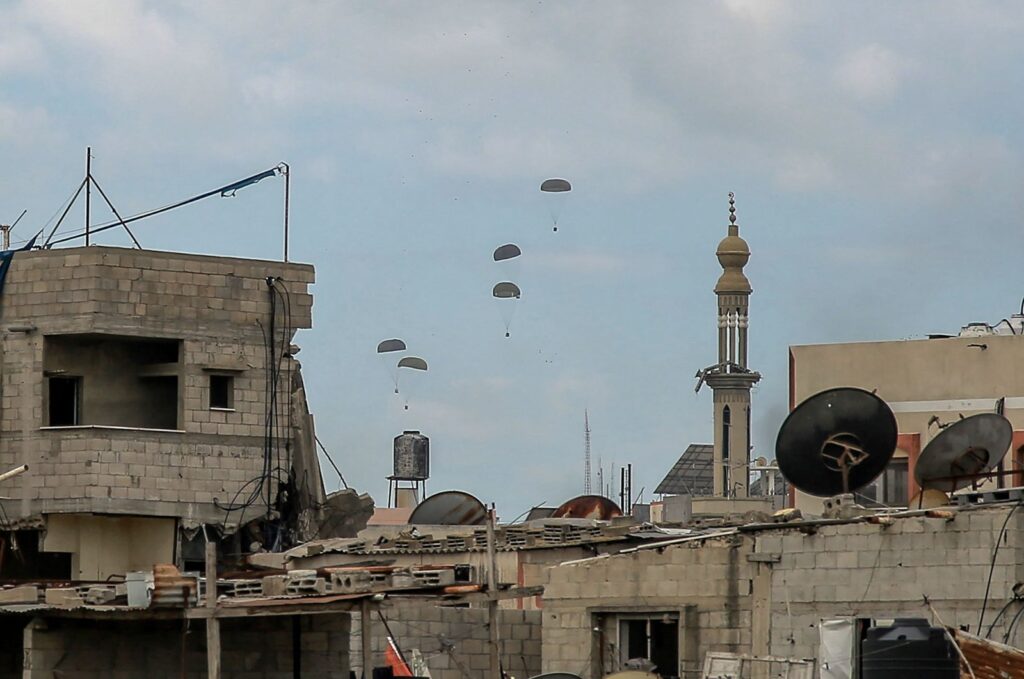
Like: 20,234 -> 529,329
280,162 -> 290,262
205,541 -> 221,679
85,147 -> 91,247
486,505 -> 501,679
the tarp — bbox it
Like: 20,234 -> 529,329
0,235 -> 37,297
819,618 -> 856,679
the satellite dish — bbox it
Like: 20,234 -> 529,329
551,495 -> 622,520
754,456 -> 768,467
408,490 -> 487,525
776,388 -> 897,497
914,413 -> 1012,492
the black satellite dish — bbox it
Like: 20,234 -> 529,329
776,387 -> 898,497
914,413 -> 1012,492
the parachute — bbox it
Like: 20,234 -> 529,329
376,339 -> 406,354
492,244 -> 522,262
377,338 -> 407,393
492,282 -> 521,337
396,356 -> 428,410
492,282 -> 521,299
540,178 -> 572,231
540,179 -> 571,192
397,356 -> 428,371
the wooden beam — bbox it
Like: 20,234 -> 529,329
205,541 -> 221,679
360,598 -> 373,679
486,506 -> 501,679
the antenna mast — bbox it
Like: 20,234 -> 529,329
584,409 -> 592,494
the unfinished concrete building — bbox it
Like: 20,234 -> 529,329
0,245 -> 329,578
539,503 -> 1024,677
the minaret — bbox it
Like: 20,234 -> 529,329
705,193 -> 761,497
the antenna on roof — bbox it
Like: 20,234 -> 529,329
584,409 -> 592,494
42,147 -> 142,249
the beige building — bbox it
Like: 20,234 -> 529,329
0,245 -> 324,579
789,323 -> 1024,513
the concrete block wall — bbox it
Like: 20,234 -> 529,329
541,538 -> 754,678
20,613 -> 349,678
757,506 -> 1024,662
351,605 -> 541,679
540,505 -> 1024,677
0,246 -> 315,523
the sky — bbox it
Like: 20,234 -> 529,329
3,0 -> 1024,519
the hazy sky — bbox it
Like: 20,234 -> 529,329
3,1 -> 1024,518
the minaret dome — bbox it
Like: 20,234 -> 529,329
715,192 -> 752,294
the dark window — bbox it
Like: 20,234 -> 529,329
209,374 -> 234,409
618,616 -> 679,678
48,377 -> 81,426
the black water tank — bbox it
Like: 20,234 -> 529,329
861,618 -> 958,679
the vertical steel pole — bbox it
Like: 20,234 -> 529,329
85,147 -> 91,246
205,541 -> 221,679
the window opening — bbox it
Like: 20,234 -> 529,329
618,615 -> 679,678
48,377 -> 81,426
209,374 -> 234,410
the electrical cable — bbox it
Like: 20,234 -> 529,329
977,501 -> 1021,633
1005,603 -> 1024,644
315,435 -> 349,489
986,597 -> 1020,639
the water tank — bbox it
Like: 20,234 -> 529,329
393,431 -> 429,480
861,618 -> 957,679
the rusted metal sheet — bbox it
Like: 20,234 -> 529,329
552,495 -> 622,520
953,629 -> 1024,679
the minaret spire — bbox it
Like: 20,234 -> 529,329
702,192 -> 761,498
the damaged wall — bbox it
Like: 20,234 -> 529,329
19,613 -> 349,678
351,604 -> 541,679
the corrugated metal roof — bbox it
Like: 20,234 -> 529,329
655,444 -> 713,496
953,629 -> 1024,679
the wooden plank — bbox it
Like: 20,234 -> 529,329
206,542 -> 221,679
361,598 -> 373,679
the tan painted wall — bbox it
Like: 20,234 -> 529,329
790,334 -> 1024,512
42,514 -> 176,580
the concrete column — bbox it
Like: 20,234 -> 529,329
22,617 -> 58,679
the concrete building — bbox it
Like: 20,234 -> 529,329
539,502 -> 1024,677
789,319 -> 1024,513
696,194 -> 761,499
0,245 -> 331,579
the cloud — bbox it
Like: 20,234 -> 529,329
531,251 -> 633,275
835,44 -> 909,103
